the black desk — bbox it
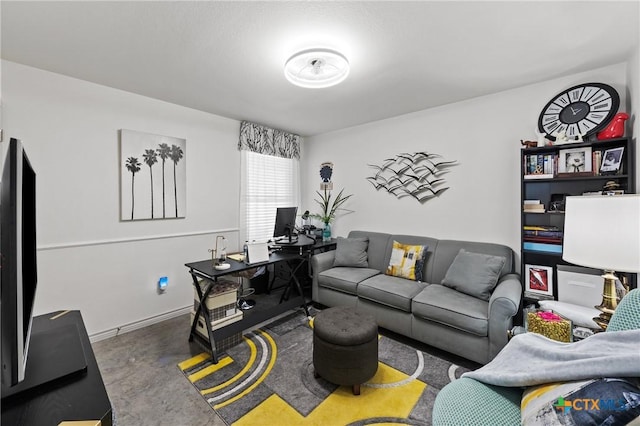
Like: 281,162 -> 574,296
1,311 -> 112,426
270,236 -> 337,296
185,251 -> 311,363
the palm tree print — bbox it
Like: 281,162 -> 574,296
142,149 -> 158,218
156,143 -> 171,218
169,144 -> 184,217
125,157 -> 141,220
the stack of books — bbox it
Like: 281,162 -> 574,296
523,154 -> 555,179
523,199 -> 545,213
523,225 -> 563,253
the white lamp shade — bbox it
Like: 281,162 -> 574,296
563,194 -> 640,272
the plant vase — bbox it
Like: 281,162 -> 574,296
322,222 -> 331,242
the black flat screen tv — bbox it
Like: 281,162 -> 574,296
273,207 -> 298,243
1,138 -> 38,388
1,139 -> 87,402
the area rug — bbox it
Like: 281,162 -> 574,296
178,310 -> 472,426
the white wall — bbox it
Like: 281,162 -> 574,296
3,57 -> 635,338
302,63 -> 629,259
2,61 -> 241,338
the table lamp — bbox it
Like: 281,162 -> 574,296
210,235 -> 230,270
562,194 -> 640,329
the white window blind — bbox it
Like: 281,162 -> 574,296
240,150 -> 300,244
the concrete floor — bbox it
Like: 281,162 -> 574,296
90,302 -> 478,426
91,313 -> 226,426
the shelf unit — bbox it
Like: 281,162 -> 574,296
520,137 -> 636,305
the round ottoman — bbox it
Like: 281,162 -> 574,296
313,306 -> 378,395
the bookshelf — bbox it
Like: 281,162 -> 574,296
520,137 -> 635,305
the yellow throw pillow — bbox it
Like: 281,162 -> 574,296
386,241 -> 428,281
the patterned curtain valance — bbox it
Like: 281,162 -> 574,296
238,121 -> 301,159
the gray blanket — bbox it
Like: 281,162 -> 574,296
463,329 -> 640,387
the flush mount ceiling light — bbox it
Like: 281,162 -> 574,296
284,48 -> 350,89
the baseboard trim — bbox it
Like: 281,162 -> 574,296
89,305 -> 192,343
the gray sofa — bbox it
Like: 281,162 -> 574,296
311,230 -> 522,365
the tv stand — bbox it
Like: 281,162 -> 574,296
1,311 -> 112,426
1,322 -> 87,400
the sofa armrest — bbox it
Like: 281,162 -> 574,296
487,273 -> 522,360
311,250 -> 337,302
433,377 -> 522,426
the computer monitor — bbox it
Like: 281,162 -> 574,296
273,207 -> 298,243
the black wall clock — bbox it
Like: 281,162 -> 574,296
538,83 -> 619,140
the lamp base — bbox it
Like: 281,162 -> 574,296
214,262 -> 231,270
593,271 -> 619,331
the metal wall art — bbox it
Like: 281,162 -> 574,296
366,151 -> 457,203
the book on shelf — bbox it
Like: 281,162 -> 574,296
523,225 -> 560,231
593,150 -> 602,175
523,153 -> 556,179
523,236 -> 563,244
524,173 -> 554,180
523,201 -> 545,213
523,241 -> 563,254
523,199 -> 541,204
523,229 -> 563,238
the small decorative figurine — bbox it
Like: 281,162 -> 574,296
535,130 -> 549,147
553,131 -> 570,144
597,112 -> 629,140
521,140 -> 537,148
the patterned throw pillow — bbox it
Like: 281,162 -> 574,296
521,377 -> 640,425
385,241 -> 428,281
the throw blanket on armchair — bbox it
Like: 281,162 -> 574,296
463,329 -> 640,387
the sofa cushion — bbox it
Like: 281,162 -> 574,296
318,267 -> 380,295
348,230 -> 393,272
385,241 -> 428,281
430,240 -> 514,284
412,284 -> 489,336
357,274 -> 427,312
333,237 -> 369,268
441,249 -> 505,301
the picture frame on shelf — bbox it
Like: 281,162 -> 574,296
600,147 -> 624,174
524,264 -> 554,298
557,147 -> 592,175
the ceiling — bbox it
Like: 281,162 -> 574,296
2,1 -> 639,137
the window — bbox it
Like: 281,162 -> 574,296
239,150 -> 300,244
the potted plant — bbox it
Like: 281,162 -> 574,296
311,187 -> 353,241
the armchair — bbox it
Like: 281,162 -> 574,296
432,288 -> 640,425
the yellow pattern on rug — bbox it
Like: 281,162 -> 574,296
234,362 -> 426,426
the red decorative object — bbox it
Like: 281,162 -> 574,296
597,112 -> 629,140
537,311 -> 562,322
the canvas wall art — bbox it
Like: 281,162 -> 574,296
120,129 -> 186,221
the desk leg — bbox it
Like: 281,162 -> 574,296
189,271 -> 220,363
278,260 -> 310,317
